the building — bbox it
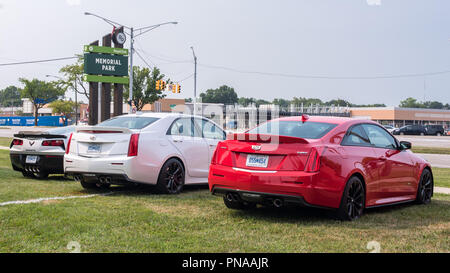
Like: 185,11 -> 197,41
350,107 -> 450,128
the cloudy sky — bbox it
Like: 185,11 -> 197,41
0,0 -> 449,106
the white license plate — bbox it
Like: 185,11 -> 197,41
25,155 -> 38,164
246,154 -> 269,168
87,144 -> 101,153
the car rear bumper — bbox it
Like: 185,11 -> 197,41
10,153 -> 64,174
208,164 -> 342,209
64,154 -> 159,185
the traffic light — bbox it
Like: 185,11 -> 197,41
171,84 -> 176,93
176,84 -> 181,93
155,80 -> 161,90
161,81 -> 167,91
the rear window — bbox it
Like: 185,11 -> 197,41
97,116 -> 160,129
247,120 -> 337,139
46,126 -> 75,135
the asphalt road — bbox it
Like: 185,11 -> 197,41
396,135 -> 450,148
0,127 -> 51,138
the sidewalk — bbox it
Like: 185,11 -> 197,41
417,153 -> 450,168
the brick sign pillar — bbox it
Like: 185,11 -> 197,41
101,34 -> 112,122
113,27 -> 124,117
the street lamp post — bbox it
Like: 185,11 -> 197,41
190,46 -> 197,116
46,74 -> 78,125
84,12 -> 177,114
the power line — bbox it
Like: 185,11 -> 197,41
0,56 -> 78,66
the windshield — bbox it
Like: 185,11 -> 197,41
97,116 -> 160,130
247,120 -> 337,139
46,126 -> 75,135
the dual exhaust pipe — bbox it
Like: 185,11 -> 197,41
25,166 -> 40,173
73,175 -> 111,185
226,192 -> 284,208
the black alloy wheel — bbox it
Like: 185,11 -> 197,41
416,169 -> 433,204
337,176 -> 365,221
156,158 -> 185,194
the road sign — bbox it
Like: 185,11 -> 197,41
84,45 -> 128,55
84,53 -> 128,77
83,75 -> 129,84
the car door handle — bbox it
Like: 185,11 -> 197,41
209,144 -> 217,148
173,139 -> 183,143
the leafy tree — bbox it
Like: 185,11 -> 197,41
272,98 -> 290,109
0,86 -> 22,107
423,101 -> 444,109
19,78 -> 65,126
59,55 -> 89,100
326,99 -> 351,106
184,98 -> 193,103
200,85 -> 238,104
123,66 -> 168,111
291,97 -> 323,106
49,100 -> 77,125
399,97 -> 423,108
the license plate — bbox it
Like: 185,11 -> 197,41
87,144 -> 101,153
246,154 -> 269,168
25,155 -> 38,164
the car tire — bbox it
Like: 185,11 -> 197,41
437,133 -> 441,136
337,176 -> 365,221
33,171 -> 49,179
416,169 -> 433,205
223,195 -> 256,210
420,133 -> 425,136
155,158 -> 185,194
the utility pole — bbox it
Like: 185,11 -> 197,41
191,46 -> 197,116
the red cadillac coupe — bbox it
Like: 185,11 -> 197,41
208,116 -> 433,221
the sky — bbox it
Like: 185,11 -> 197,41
0,0 -> 449,106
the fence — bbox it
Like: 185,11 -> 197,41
0,116 -> 67,127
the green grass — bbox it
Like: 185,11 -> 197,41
412,146 -> 450,155
0,137 -> 12,148
433,168 -> 450,188
0,150 -> 449,253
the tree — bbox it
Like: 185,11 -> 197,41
272,98 -> 290,109
399,97 -> 423,108
19,78 -> 65,126
200,85 -> 238,104
123,66 -> 168,111
0,86 -> 21,107
49,100 -> 77,125
326,99 -> 351,106
423,101 -> 444,109
59,55 -> 89,100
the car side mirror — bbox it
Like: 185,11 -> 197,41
400,141 -> 412,150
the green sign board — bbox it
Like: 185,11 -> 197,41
84,45 -> 128,55
84,53 -> 128,77
83,74 -> 129,85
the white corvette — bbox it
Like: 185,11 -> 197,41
64,113 -> 226,193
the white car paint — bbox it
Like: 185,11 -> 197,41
64,113 -> 226,186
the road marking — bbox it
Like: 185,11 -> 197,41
0,192 -> 114,207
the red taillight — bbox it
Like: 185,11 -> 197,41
211,146 -> 219,165
12,139 -> 23,146
304,147 -> 326,173
42,140 -> 65,148
65,133 -> 73,154
128,133 -> 139,157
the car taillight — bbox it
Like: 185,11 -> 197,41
66,133 -> 73,154
42,140 -> 65,148
211,146 -> 219,165
304,147 -> 326,173
128,133 -> 139,157
214,145 -> 233,166
11,139 -> 23,146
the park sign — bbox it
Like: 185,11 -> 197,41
83,45 -> 128,55
84,53 -> 128,77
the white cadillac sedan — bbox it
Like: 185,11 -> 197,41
64,113 -> 226,193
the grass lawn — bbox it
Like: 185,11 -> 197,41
412,146 -> 450,155
0,137 -> 12,148
0,151 -> 449,253
433,168 -> 450,188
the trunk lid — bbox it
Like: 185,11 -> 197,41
71,126 -> 134,157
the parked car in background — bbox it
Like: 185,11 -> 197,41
10,126 -> 75,178
209,116 -> 433,221
65,113 -> 226,193
424,125 -> 445,136
383,125 -> 396,134
445,129 -> 450,136
392,125 -> 426,136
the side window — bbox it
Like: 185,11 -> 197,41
194,119 -> 226,140
168,118 -> 194,137
342,125 -> 371,147
363,124 -> 397,150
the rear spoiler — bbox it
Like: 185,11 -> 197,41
14,131 -> 67,139
228,133 -> 309,144
76,126 -> 133,134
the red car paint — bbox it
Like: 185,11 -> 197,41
208,116 -> 432,210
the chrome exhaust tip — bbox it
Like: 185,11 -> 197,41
73,175 -> 82,182
273,198 -> 283,208
104,177 -> 112,184
226,193 -> 234,202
